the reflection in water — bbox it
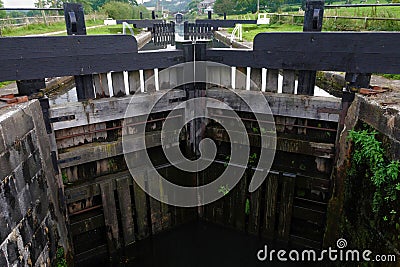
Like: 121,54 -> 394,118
80,221 -> 308,267
49,87 -> 77,106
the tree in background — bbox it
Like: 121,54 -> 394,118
101,1 -> 145,19
187,0 -> 201,12
214,0 -> 237,15
0,0 -> 6,19
91,0 -> 138,11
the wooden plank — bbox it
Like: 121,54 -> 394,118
100,181 -> 120,253
250,68 -> 262,91
0,35 -> 184,81
128,70 -> 140,94
65,170 -> 131,204
206,89 -> 341,122
277,172 -> 296,243
282,70 -> 296,94
57,132 -> 165,168
132,172 -> 150,240
111,72 -> 125,97
116,178 -> 135,245
3,33 -> 400,83
263,172 -> 278,240
292,206 -> 325,225
233,173 -> 246,231
50,89 -> 339,132
207,33 -> 400,74
206,128 -> 335,158
93,73 -> 110,98
50,90 -> 186,130
266,69 -> 278,93
70,213 -> 105,236
248,186 -> 262,235
144,69 -> 156,92
235,67 -> 246,90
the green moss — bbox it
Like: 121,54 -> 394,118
245,198 -> 250,215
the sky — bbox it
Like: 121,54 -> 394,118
3,0 -> 36,8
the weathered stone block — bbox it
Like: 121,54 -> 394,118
7,238 -> 19,265
0,106 -> 34,149
0,126 -> 5,155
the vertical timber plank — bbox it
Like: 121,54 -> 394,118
277,172 -> 295,244
233,174 -> 246,231
111,72 -> 125,97
93,73 -> 110,98
282,70 -> 296,94
132,173 -> 150,240
248,187 -> 262,235
250,68 -> 262,91
128,70 -> 140,94
144,69 -> 156,92
266,69 -> 279,93
220,65 -> 231,89
116,178 -> 135,246
100,181 -> 120,254
263,172 -> 279,240
235,67 -> 246,90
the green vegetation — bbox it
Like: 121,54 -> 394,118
248,152 -> 258,165
245,198 -> 250,215
218,185 -> 230,195
342,127 -> 400,250
87,24 -> 141,35
0,81 -> 13,89
101,2 -> 148,19
381,74 -> 400,80
228,23 -> 302,42
55,247 -> 67,267
0,0 -> 5,19
348,129 -> 400,216
61,171 -> 68,184
1,19 -> 103,37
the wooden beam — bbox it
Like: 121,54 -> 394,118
100,181 -> 121,253
0,35 -> 184,81
277,173 -> 296,243
50,90 -> 185,130
116,178 -> 135,245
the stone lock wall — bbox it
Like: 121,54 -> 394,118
0,100 -> 68,266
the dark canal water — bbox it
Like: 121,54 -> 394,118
80,220 -> 312,267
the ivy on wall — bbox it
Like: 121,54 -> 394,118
345,127 -> 400,250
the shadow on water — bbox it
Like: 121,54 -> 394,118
81,221 -> 312,267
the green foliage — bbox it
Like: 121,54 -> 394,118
347,129 -> 400,216
61,171 -> 68,184
248,153 -> 257,165
245,198 -> 250,215
0,81 -> 13,88
188,0 -> 201,11
214,0 -> 237,15
101,2 -> 146,19
0,0 -> 5,19
1,19 -> 102,37
381,74 -> 400,80
56,247 -> 67,267
223,155 -> 230,167
218,185 -> 230,195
